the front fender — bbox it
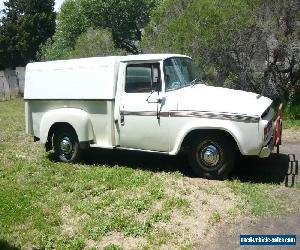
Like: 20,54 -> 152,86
40,108 -> 94,143
169,119 -> 259,155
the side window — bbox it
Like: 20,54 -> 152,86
125,63 -> 161,93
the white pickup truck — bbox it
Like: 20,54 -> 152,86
24,54 -> 282,179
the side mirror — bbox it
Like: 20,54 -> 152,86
152,68 -> 159,84
152,67 -> 161,92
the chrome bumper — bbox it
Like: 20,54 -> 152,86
259,137 -> 275,158
259,104 -> 283,158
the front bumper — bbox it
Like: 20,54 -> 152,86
259,136 -> 275,158
259,104 -> 283,158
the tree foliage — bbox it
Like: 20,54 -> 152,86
68,28 -> 127,58
81,0 -> 159,54
142,0 -> 300,101
40,0 -> 159,61
258,0 -> 300,100
38,0 -> 88,61
0,0 -> 56,69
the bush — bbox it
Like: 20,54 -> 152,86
67,28 -> 127,58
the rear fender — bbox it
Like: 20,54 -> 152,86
40,108 -> 94,143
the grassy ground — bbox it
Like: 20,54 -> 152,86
0,99 -> 299,249
283,118 -> 300,129
282,103 -> 300,129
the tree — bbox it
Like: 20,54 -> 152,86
213,0 -> 300,101
142,0 -> 258,72
81,0 -> 159,54
38,0 -> 88,61
142,0 -> 300,101
67,28 -> 127,58
0,0 -> 56,69
40,0 -> 159,61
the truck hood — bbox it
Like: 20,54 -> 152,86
172,84 -> 272,117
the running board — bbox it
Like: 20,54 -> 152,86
89,144 -> 169,154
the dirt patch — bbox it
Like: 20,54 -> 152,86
83,178 -> 239,249
196,213 -> 300,250
272,186 -> 300,207
282,129 -> 300,144
84,232 -> 146,250
150,178 -> 239,249
60,205 -> 88,237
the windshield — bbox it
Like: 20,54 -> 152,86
164,57 -> 201,91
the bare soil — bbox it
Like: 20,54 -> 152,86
195,213 -> 300,250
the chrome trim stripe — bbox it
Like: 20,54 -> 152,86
169,111 -> 260,123
123,111 -> 157,116
122,111 -> 169,117
121,110 -> 259,123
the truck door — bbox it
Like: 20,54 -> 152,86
119,62 -> 169,152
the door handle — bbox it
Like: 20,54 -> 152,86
120,112 -> 125,126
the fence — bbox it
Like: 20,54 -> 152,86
0,67 -> 25,100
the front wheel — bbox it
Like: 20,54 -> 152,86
188,134 -> 235,180
53,128 -> 81,163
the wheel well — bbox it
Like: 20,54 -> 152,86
181,129 -> 241,154
46,123 -> 77,151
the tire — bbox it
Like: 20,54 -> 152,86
188,133 -> 235,180
53,127 -> 81,163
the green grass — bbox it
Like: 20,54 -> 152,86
104,244 -> 123,250
283,104 -> 300,129
226,180 -> 288,216
274,100 -> 300,129
0,99 -> 299,249
208,212 -> 221,225
283,117 -> 300,129
0,99 -> 195,249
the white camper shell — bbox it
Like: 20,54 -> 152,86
25,54 -> 280,179
25,57 -> 119,100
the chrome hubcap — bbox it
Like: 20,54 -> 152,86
200,145 -> 220,167
60,137 -> 73,155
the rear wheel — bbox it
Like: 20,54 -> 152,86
188,134 -> 235,179
53,128 -> 81,163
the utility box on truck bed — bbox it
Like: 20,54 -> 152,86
25,57 -> 119,100
25,54 -> 282,179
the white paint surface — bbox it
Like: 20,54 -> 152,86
25,57 -> 120,100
